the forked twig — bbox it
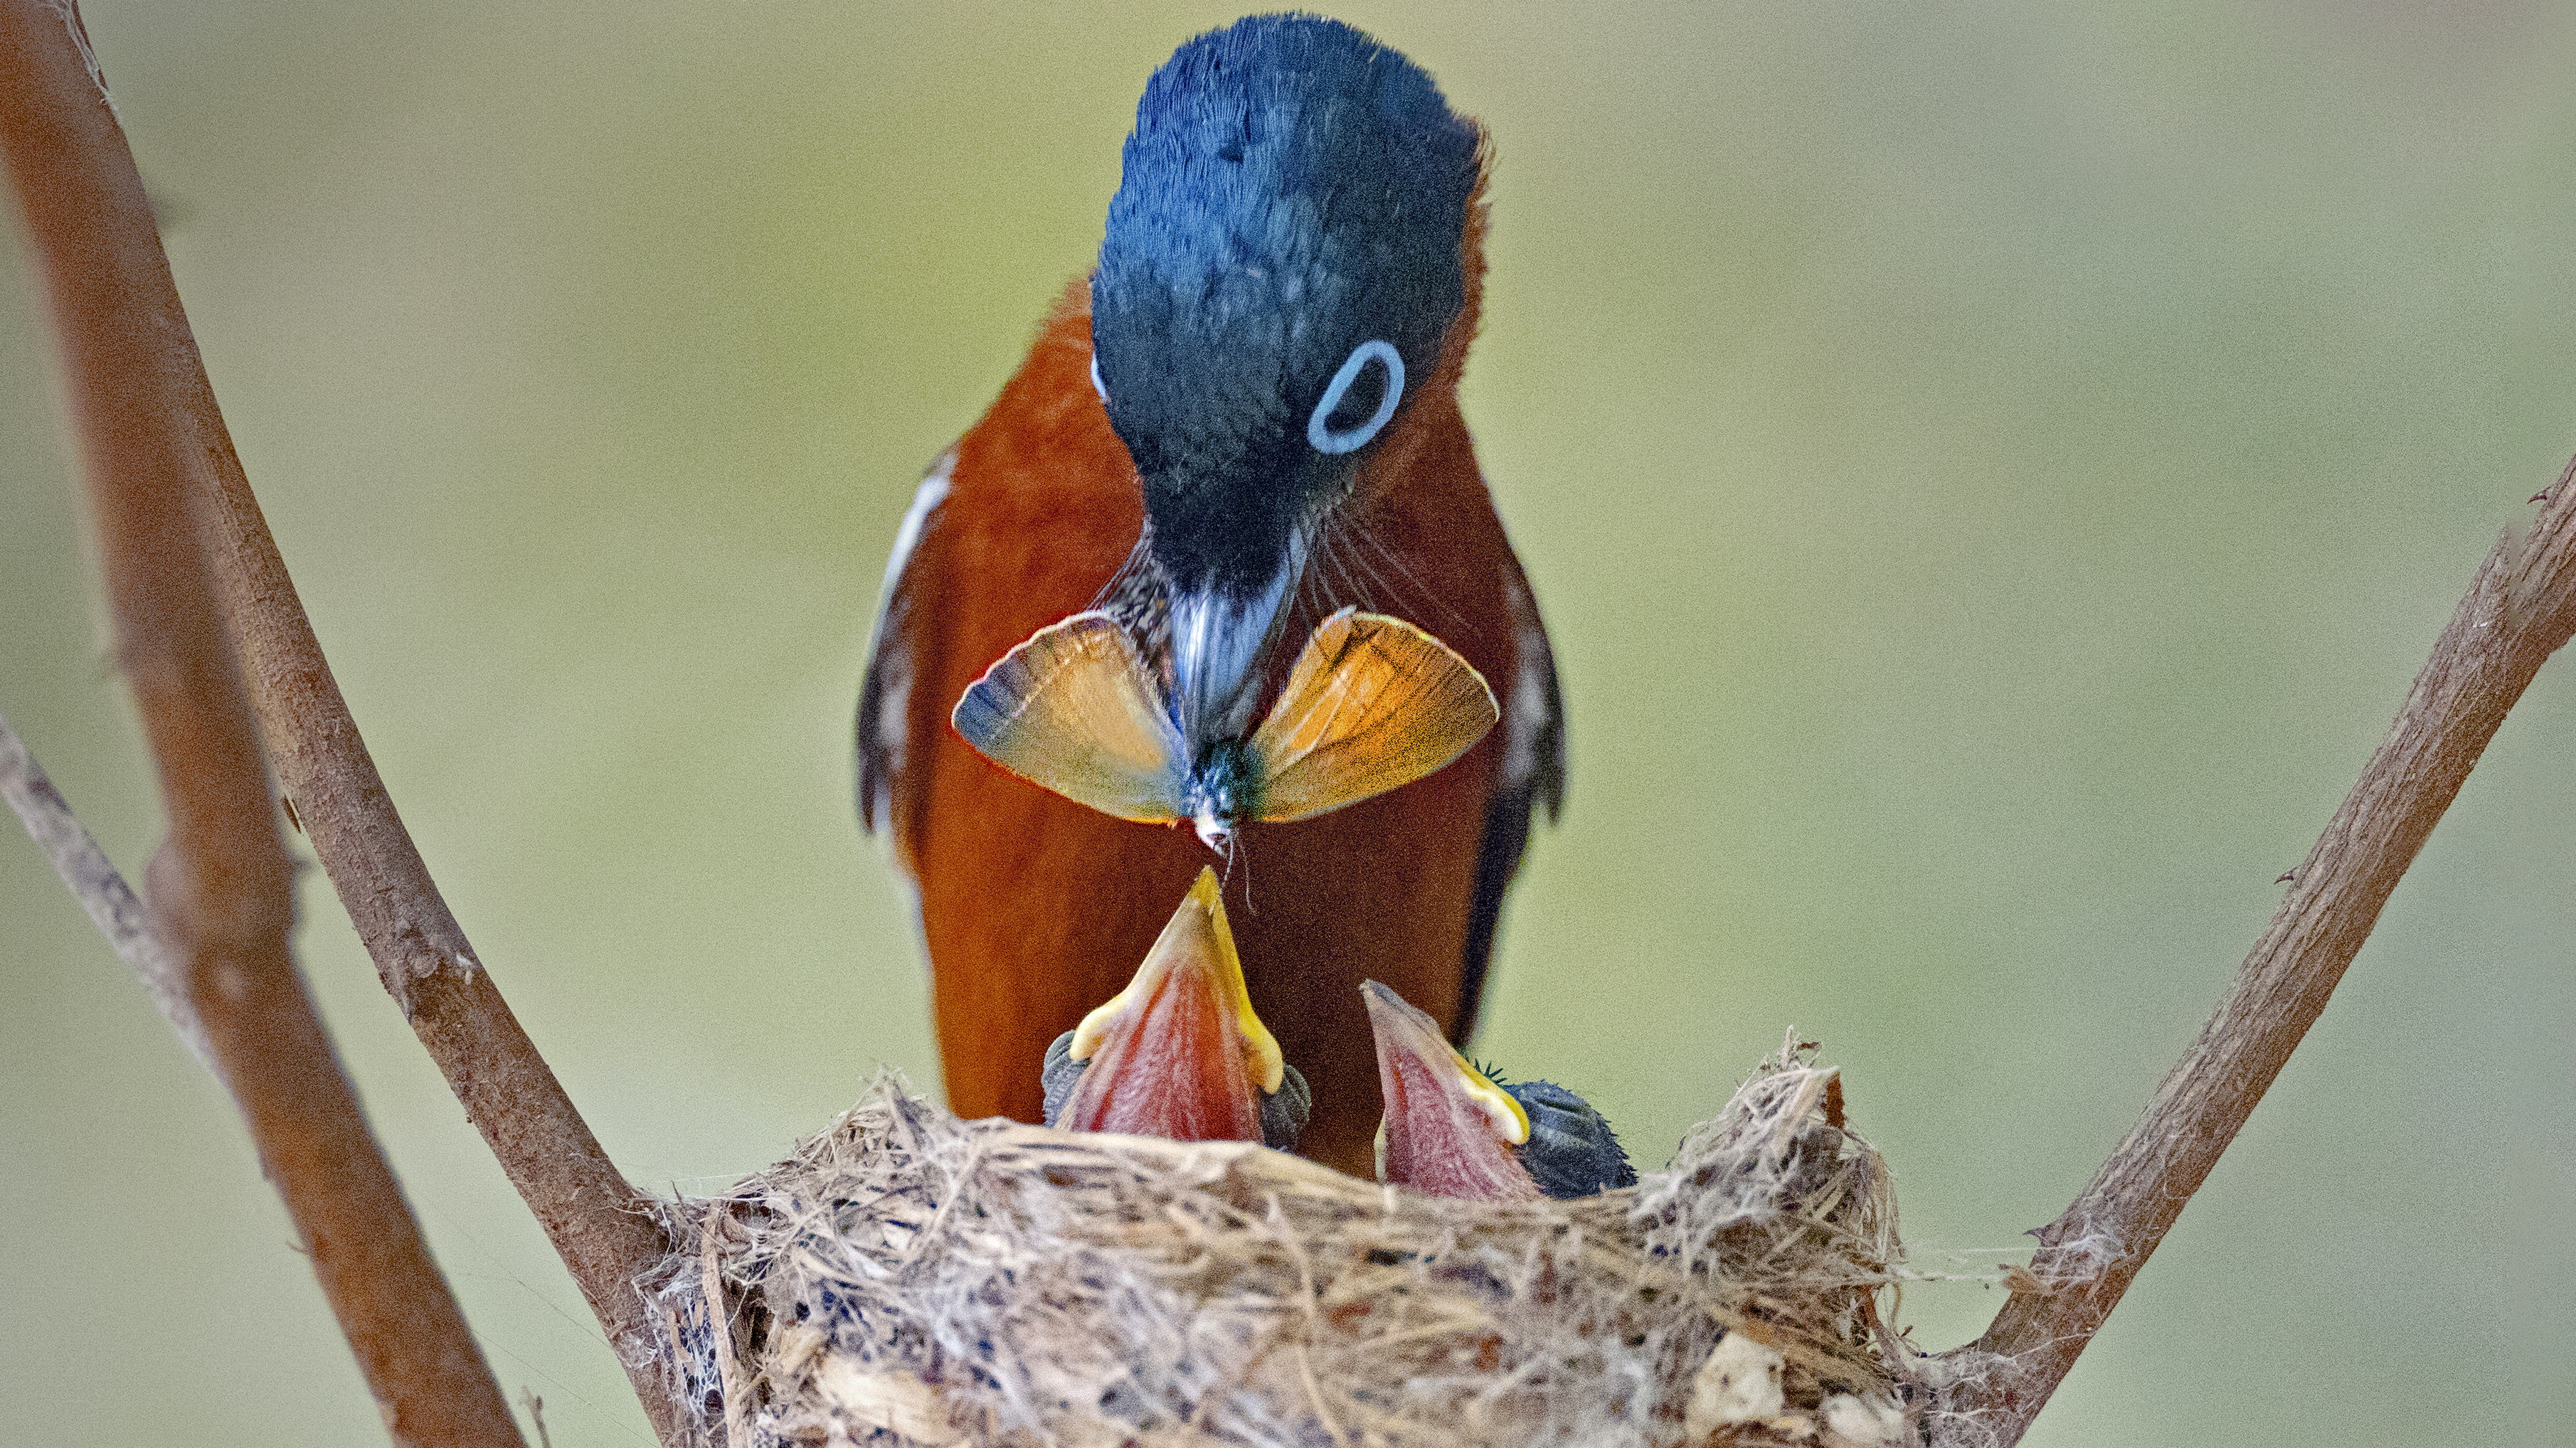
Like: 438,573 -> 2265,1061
1,4 -> 679,1443
0,5 -> 526,1442
1931,459 -> 2576,1444
0,708 -> 211,1069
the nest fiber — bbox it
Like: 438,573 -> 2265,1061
651,1043 -> 1917,1447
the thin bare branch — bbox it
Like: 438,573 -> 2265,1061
1931,459 -> 2576,1446
0,4 -> 526,1443
0,4 -> 683,1442
0,707 -> 212,1069
173,146 -> 693,1448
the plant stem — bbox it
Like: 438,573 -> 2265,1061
0,6 -> 529,1442
1931,459 -> 2576,1445
0,4 -> 683,1442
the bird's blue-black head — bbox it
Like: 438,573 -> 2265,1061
1092,15 -> 1480,738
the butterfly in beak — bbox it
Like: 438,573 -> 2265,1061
951,605 -> 1499,853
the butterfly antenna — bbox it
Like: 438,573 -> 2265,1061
1226,834 -> 1254,917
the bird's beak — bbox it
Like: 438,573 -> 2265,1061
1166,536 -> 1308,749
1360,980 -> 1542,1201
1055,867 -> 1287,1141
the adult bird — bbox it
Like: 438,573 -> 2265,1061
1041,867 -> 1310,1151
857,14 -> 1563,1174
1361,980 -> 1634,1201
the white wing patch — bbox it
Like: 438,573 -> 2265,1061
879,451 -> 955,616
859,449 -> 955,839
1498,570 -> 1554,801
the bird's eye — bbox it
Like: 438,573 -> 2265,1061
1090,352 -> 1109,403
1307,339 -> 1404,455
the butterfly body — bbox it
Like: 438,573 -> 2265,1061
1181,738 -> 1254,849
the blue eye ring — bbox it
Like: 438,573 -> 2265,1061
1306,339 -> 1404,455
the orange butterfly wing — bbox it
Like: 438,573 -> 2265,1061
1246,608 -> 1499,824
950,612 -> 1187,824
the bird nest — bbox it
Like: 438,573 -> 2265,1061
647,1039 -> 1922,1447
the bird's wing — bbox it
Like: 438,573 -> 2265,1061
1495,568 -> 1568,831
1246,608 -> 1500,823
950,612 -> 1189,824
1453,563 -> 1566,1042
856,449 -> 958,866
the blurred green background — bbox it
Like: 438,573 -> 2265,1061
4,1 -> 2572,1444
